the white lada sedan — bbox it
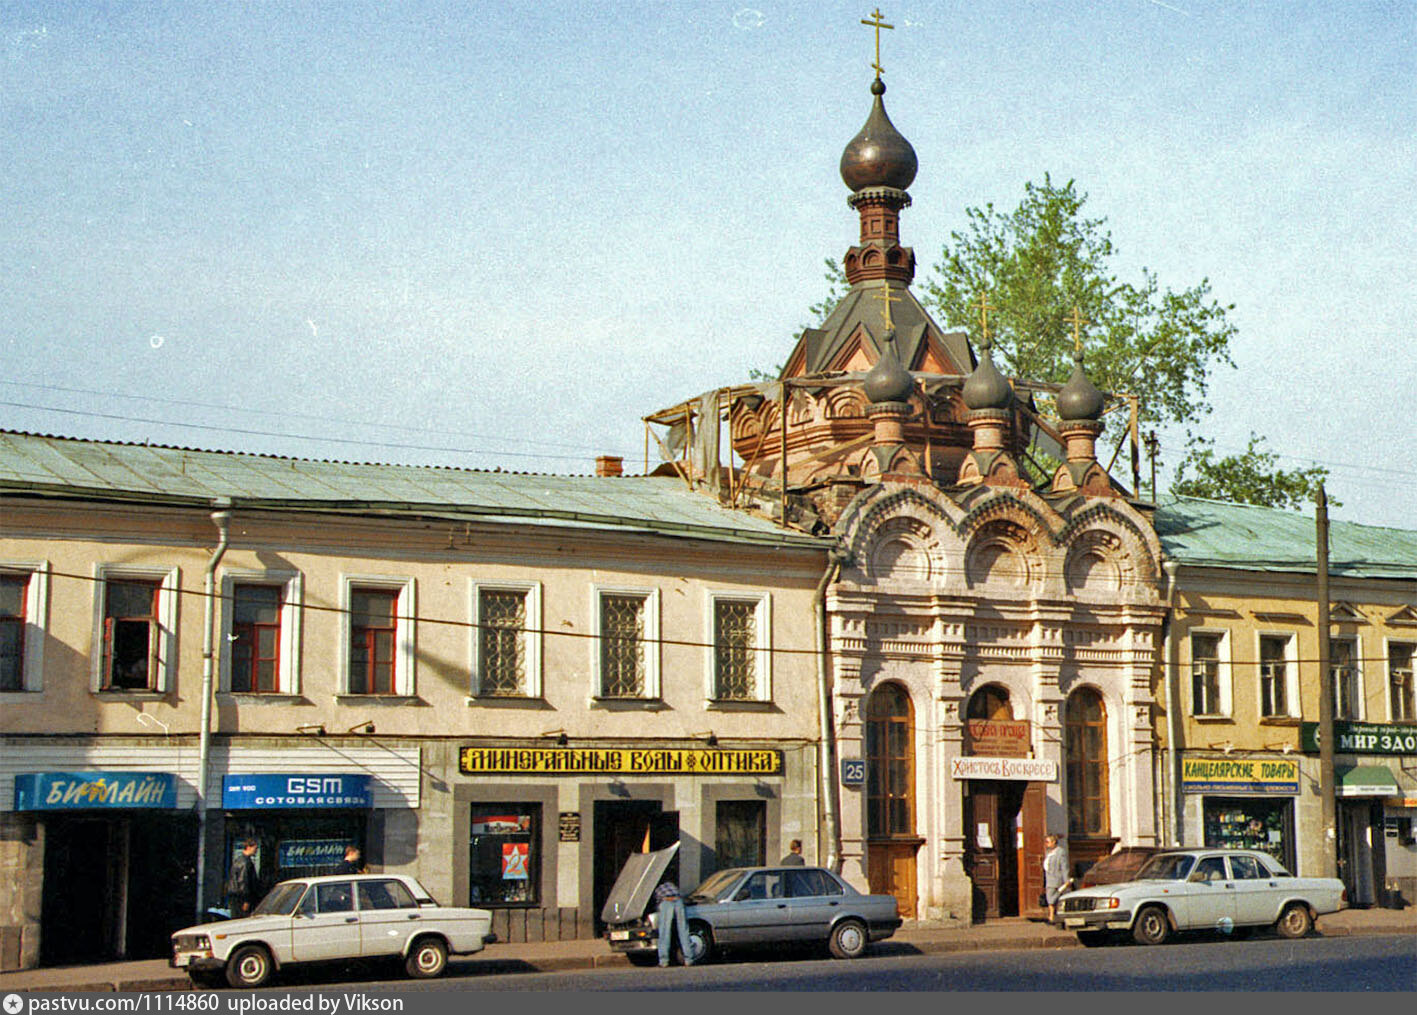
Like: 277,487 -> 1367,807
1057,848 -> 1346,946
171,874 -> 495,988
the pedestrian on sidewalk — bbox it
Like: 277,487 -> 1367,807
1043,834 -> 1070,923
653,879 -> 695,967
226,839 -> 262,916
779,839 -> 805,865
335,845 -> 364,874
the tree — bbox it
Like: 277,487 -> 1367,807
1172,433 -> 1334,511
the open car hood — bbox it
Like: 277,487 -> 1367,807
600,842 -> 679,926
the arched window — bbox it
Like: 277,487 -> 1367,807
1065,688 -> 1109,837
967,685 -> 1013,721
865,683 -> 914,838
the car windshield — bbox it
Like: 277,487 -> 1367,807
252,882 -> 307,916
1134,854 -> 1196,881
687,869 -> 748,902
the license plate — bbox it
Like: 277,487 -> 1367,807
173,954 -> 192,967
1064,918 -> 1084,928
609,930 -> 630,941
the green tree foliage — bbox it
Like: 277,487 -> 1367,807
1172,433 -> 1334,511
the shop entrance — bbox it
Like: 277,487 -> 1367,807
40,814 -> 197,965
1338,799 -> 1387,907
963,781 -> 1045,922
591,800 -> 678,933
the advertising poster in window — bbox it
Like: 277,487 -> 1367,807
469,804 -> 538,906
501,842 -> 529,880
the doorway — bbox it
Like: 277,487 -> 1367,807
865,682 -> 920,918
964,782 -> 1023,920
1338,799 -> 1387,907
591,800 -> 678,933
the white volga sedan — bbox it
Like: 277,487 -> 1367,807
1057,848 -> 1346,946
171,874 -> 495,988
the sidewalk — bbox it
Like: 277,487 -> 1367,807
2,907 -> 1413,993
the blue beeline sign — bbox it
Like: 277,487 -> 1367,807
223,773 -> 372,809
15,772 -> 178,810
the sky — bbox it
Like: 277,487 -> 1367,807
1,1 -> 1414,529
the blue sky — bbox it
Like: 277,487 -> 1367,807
2,1 -> 1413,527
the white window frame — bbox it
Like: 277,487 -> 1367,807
1331,635 -> 1363,721
1188,628 -> 1232,717
590,585 -> 661,700
219,569 -> 303,695
704,591 -> 772,703
91,564 -> 180,694
470,580 -> 543,698
338,575 -> 417,697
1256,631 -> 1298,719
0,560 -> 50,696
1387,639 -> 1416,723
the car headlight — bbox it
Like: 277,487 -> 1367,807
1103,898 -> 1121,909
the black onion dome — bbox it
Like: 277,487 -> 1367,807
961,340 -> 1014,411
840,79 -> 918,192
1056,349 -> 1105,421
863,328 -> 914,403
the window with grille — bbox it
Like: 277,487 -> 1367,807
1191,633 -> 1223,715
1391,643 -> 1415,722
480,589 -> 528,696
1332,639 -> 1360,721
0,573 -> 27,692
1065,688 -> 1109,837
349,589 -> 397,695
713,599 -> 758,700
103,579 -> 160,690
865,683 -> 914,838
232,584 -> 282,693
1260,635 -> 1290,717
599,594 -> 646,698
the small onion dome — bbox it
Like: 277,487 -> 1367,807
1056,348 -> 1106,421
961,340 -> 1014,411
863,329 -> 914,403
840,79 -> 918,193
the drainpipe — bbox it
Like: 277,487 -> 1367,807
815,550 -> 844,872
1161,560 -> 1182,847
195,501 -> 232,920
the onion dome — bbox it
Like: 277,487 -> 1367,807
961,339 -> 1013,411
1056,348 -> 1105,421
863,328 -> 914,403
840,79 -> 918,193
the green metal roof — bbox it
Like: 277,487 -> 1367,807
1155,495 -> 1417,580
0,431 -> 829,550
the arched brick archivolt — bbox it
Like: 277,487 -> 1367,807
838,486 -> 961,585
1064,530 -> 1128,595
964,517 -> 1046,590
824,387 -> 867,420
1058,504 -> 1162,590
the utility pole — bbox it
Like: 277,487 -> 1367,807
1144,431 -> 1159,502
1316,483 -> 1337,879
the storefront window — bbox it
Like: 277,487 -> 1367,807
715,800 -> 765,870
1203,796 -> 1294,870
469,804 -> 540,906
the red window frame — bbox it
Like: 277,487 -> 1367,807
232,584 -> 282,693
102,579 -> 160,691
350,589 -> 397,695
0,573 -> 28,692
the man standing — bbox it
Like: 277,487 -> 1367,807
1043,834 -> 1070,923
779,839 -> 805,865
335,845 -> 363,874
653,880 -> 695,968
226,839 -> 262,916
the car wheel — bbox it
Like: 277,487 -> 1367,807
225,944 -> 273,989
1076,930 -> 1111,948
679,922 -> 714,966
1275,903 -> 1313,940
828,919 -> 868,960
1131,905 -> 1171,946
405,936 -> 449,979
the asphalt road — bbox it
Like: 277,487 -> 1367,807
351,934 -> 1415,992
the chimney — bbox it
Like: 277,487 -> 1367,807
595,455 -> 623,478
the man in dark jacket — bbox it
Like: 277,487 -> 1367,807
779,839 -> 805,865
226,839 -> 262,916
335,845 -> 363,874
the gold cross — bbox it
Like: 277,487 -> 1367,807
975,291 -> 992,346
860,7 -> 894,79
1068,306 -> 1087,353
871,282 -> 900,329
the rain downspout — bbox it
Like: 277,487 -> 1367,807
815,549 -> 844,872
195,501 -> 232,919
1161,560 -> 1181,847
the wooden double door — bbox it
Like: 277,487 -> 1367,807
867,839 -> 922,918
963,781 -> 1046,921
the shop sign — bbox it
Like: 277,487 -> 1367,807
1181,758 -> 1298,794
458,746 -> 782,776
14,771 -> 178,810
223,774 -> 372,809
950,756 -> 1057,782
558,812 -> 581,842
964,719 -> 1031,758
278,839 -> 353,868
1300,721 -> 1417,756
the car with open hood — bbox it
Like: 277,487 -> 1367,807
1056,848 -> 1346,946
170,873 -> 495,987
601,844 -> 902,964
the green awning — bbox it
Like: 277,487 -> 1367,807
1336,765 -> 1401,797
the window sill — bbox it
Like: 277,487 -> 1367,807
220,692 -> 307,704
333,694 -> 425,706
0,690 -> 42,699
1258,716 -> 1302,726
465,695 -> 553,711
705,698 -> 779,713
1191,715 -> 1235,724
590,696 -> 669,712
93,689 -> 167,700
